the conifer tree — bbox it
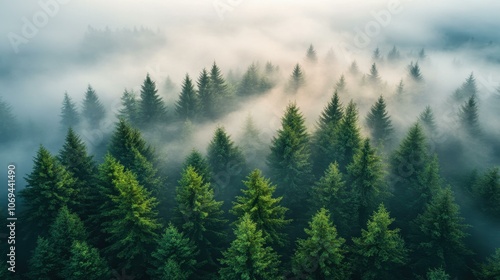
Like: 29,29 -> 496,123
387,46 -> 401,62
197,68 -> 212,119
458,94 -> 481,136
239,115 -> 266,169
372,47 -> 382,61
183,149 -> 212,184
426,267 -> 451,280
138,73 -> 167,126
149,224 -> 198,280
207,126 -> 247,204
60,92 -> 80,130
368,63 -> 381,85
232,169 -> 291,247
472,167 -> 500,219
474,248 -> 500,280
365,95 -> 394,146
219,214 -> 281,280
208,62 -> 231,118
306,44 -> 318,63
352,205 -> 408,280
292,208 -> 346,280
335,100 -> 362,171
237,63 -> 263,96
20,146 -> 76,235
419,106 -> 437,134
0,97 -> 18,143
396,79 -> 405,95
287,64 -> 306,93
335,74 -> 347,93
61,241 -> 111,280
408,61 -> 423,82
349,61 -> 359,76
412,187 -> 470,276
267,103 -> 313,216
175,166 -> 227,274
454,73 -> 477,101
28,237 -> 59,280
81,85 -> 105,128
419,48 -> 427,60
176,74 -> 199,121
117,89 -> 139,126
101,161 -> 161,278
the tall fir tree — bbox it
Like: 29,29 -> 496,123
197,68 -> 212,120
208,62 -> 231,118
183,149 -> 212,184
20,146 -> 76,235
138,73 -> 168,126
237,63 -> 264,96
367,63 -> 381,85
60,92 -> 80,130
419,106 -> 437,134
365,95 -> 394,146
231,169 -> 291,247
239,115 -> 266,170
207,126 -> 247,205
61,241 -> 111,280
372,47 -> 382,61
292,208 -> 346,280
305,44 -> 318,64
387,46 -> 401,62
219,214 -> 281,280
474,248 -> 500,280
81,85 -> 105,128
408,61 -> 423,82
267,103 -> 313,217
412,187 -> 471,277
472,167 -> 500,219
117,89 -> 139,126
335,74 -> 347,93
396,79 -> 405,95
349,60 -> 359,76
352,204 -> 408,280
334,100 -> 362,172
174,166 -> 227,276
458,94 -> 481,136
28,237 -> 59,280
286,63 -> 306,93
453,73 -> 477,102
176,73 -> 199,121
148,224 -> 198,280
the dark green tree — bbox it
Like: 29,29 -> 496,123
396,79 -> 405,95
28,237 -> 59,280
232,169 -> 291,247
419,106 -> 437,134
149,224 -> 198,280
365,95 -> 394,146
292,208 -> 346,280
335,100 -> 362,171
426,267 -> 451,280
267,103 -> 313,216
352,204 -> 408,280
197,68 -> 212,120
237,63 -> 264,96
208,62 -> 231,118
183,149 -> 212,184
207,126 -> 247,204
412,187 -> 471,276
367,63 -> 381,85
81,85 -> 105,128
20,146 -> 76,235
408,61 -> 423,82
472,167 -> 500,219
219,213 -> 281,280
287,63 -> 306,93
175,166 -> 227,275
60,92 -> 80,130
61,241 -> 111,280
458,94 -> 481,136
117,89 -> 139,126
474,248 -> 500,280
239,115 -> 266,170
306,44 -> 318,63
138,73 -> 168,126
176,74 -> 199,121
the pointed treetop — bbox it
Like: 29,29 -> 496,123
306,44 -> 318,63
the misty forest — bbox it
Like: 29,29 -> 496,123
1,1 -> 500,280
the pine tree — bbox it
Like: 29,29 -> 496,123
368,63 -> 381,85
197,68 -> 212,120
81,85 -> 105,128
58,128 -> 97,221
419,106 -> 437,134
175,166 -> 227,275
472,167 -> 500,219
426,267 -> 451,280
408,61 -> 423,82
335,100 -> 362,171
117,89 -> 139,126
60,92 -> 80,130
183,149 -> 212,183
412,187 -> 471,276
20,146 -> 76,235
239,115 -> 266,169
0,97 -> 18,143
176,74 -> 199,121
149,224 -> 198,280
207,126 -> 247,204
396,79 -> 405,95
365,95 -> 394,146
311,89 -> 344,177
372,47 -> 382,61
287,63 -> 306,93
306,44 -> 318,63
349,61 -> 359,76
237,63 -> 263,96
347,139 -> 389,230
267,103 -> 313,216
454,73 -> 477,101
292,208 -> 346,280
101,161 -> 161,278
387,46 -> 401,62
138,73 -> 167,126
232,169 -> 291,247
28,237 -> 59,280
208,62 -> 231,118
335,74 -> 347,93
352,204 -> 408,280
419,48 -> 427,60
219,214 -> 281,280
458,94 -> 481,136
61,241 -> 111,280
474,248 -> 500,280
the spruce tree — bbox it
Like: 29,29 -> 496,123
474,248 -> 500,280
352,204 -> 408,280
408,61 -> 423,82
349,61 -> 359,76
311,90 -> 344,177
208,62 -> 231,118
239,115 -> 266,169
183,149 -> 212,183
20,146 -> 76,235
176,73 -> 199,121
81,85 -> 105,128
368,63 -> 381,85
61,241 -> 111,280
197,68 -> 212,120
365,95 -> 394,146
237,63 -> 263,96
219,214 -> 281,280
334,100 -> 362,171
267,103 -> 313,216
396,79 -> 405,95
232,169 -> 291,247
117,89 -> 139,126
175,166 -> 227,275
412,187 -> 471,276
335,74 -> 347,93
372,47 -> 382,61
292,208 -> 346,280
419,106 -> 437,134
458,94 -> 481,136
207,126 -> 247,204
472,167 -> 500,219
287,64 -> 306,93
60,92 -> 80,130
306,44 -> 318,63
138,73 -> 167,126
149,224 -> 198,280
426,267 -> 451,280
387,46 -> 401,62
28,237 -> 59,280
454,73 -> 477,101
